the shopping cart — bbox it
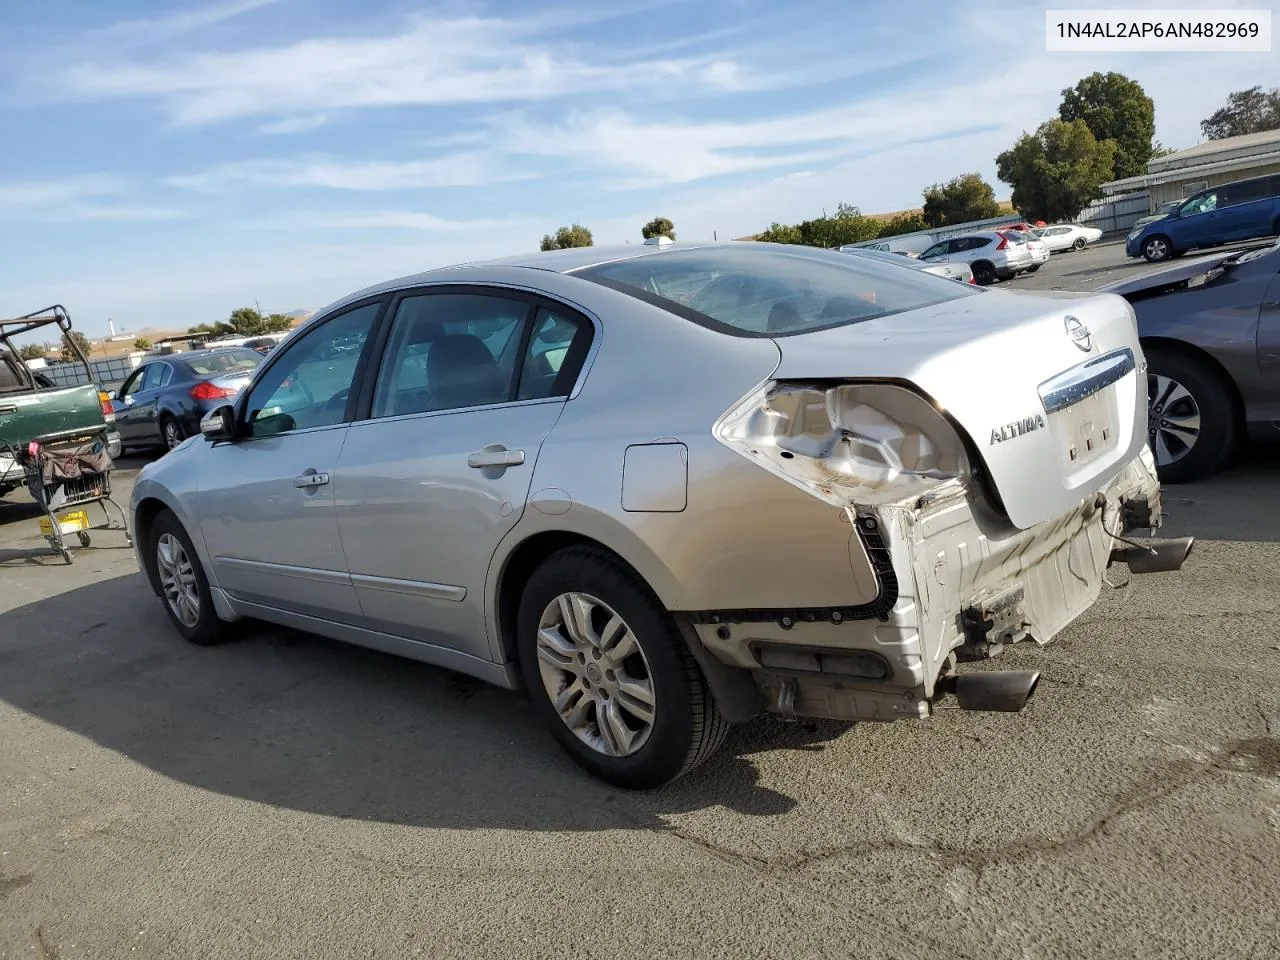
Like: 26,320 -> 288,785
2,426 -> 132,563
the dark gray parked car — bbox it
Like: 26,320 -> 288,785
115,348 -> 263,453
1099,238 -> 1280,482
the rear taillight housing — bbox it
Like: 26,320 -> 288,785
995,235 -> 1008,250
190,381 -> 237,401
713,381 -> 971,507
98,390 -> 114,416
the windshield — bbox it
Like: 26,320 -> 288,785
187,348 -> 263,376
576,246 -> 977,338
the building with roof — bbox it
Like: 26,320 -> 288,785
1101,128 -> 1280,211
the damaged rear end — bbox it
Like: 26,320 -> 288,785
709,289 -> 1188,722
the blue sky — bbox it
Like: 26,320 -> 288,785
1,0 -> 1276,335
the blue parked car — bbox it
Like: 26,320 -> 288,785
1126,174 -> 1280,262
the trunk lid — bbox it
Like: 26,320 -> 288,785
771,289 -> 1147,529
0,383 -> 107,447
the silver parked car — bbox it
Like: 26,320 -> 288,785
130,241 -> 1188,788
919,231 -> 1033,284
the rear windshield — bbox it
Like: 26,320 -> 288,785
186,348 -> 262,376
575,246 -> 977,338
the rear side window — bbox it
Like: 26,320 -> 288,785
1221,179 -> 1269,206
188,349 -> 262,376
577,246 -> 977,338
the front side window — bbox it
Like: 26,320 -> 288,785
578,245 -> 976,338
371,293 -> 528,418
243,301 -> 381,437
119,367 -> 146,397
1181,191 -> 1218,216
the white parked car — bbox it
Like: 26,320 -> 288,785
919,231 -> 1032,285
1033,223 -> 1104,253
1001,230 -> 1050,271
839,245 -> 975,283
851,234 -> 937,258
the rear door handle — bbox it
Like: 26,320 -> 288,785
294,471 -> 330,488
467,447 -> 525,469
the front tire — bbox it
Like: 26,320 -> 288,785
1072,237 -> 1087,251
1027,264 -> 1042,273
150,509 -> 234,645
1143,235 -> 1173,261
1146,349 -> 1237,483
517,546 -> 729,789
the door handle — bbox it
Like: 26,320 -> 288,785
467,447 -> 525,469
294,471 -> 330,488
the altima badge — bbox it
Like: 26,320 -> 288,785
1064,315 -> 1092,352
990,413 -> 1046,445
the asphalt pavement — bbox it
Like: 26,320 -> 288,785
2,244 -> 1279,959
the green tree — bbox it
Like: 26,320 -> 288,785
754,222 -> 803,244
263,313 -> 294,333
61,329 -> 92,359
798,203 -> 882,247
641,216 -> 675,241
133,337 -> 153,351
18,342 -> 48,360
540,224 -> 594,251
1200,86 -> 1280,140
996,119 -> 1117,223
921,173 -> 1001,227
877,213 -> 930,238
1058,71 -> 1155,180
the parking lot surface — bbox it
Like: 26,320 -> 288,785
2,244 -> 1279,960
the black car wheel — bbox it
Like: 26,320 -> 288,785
161,416 -> 186,450
1072,237 -> 1087,251
1142,235 -> 1173,262
149,509 -> 236,645
971,261 -> 997,285
517,545 -> 729,789
1146,349 -> 1237,483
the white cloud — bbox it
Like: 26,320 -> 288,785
88,0 -> 286,48
55,14 -> 759,126
0,176 -> 184,222
241,210 -> 531,233
257,113 -> 329,135
167,152 -> 531,192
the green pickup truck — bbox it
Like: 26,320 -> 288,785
0,307 -> 121,498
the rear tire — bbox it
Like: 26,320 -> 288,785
971,261 -> 997,285
1146,349 -> 1237,483
517,546 -> 730,789
161,416 -> 186,451
149,509 -> 235,646
1072,237 -> 1087,251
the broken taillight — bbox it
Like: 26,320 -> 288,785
713,381 -> 971,507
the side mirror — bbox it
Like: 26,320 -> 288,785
200,405 -> 237,442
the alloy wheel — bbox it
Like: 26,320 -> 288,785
1148,373 -> 1201,467
164,421 -> 182,449
535,592 -> 656,758
1144,238 -> 1169,260
156,532 -> 201,627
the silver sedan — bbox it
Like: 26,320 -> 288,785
130,241 -> 1186,788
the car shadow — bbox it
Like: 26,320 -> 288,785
0,574 -> 852,832
1157,445 -> 1280,543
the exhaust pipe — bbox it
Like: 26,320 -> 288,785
1110,536 -> 1194,574
937,670 -> 1041,712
